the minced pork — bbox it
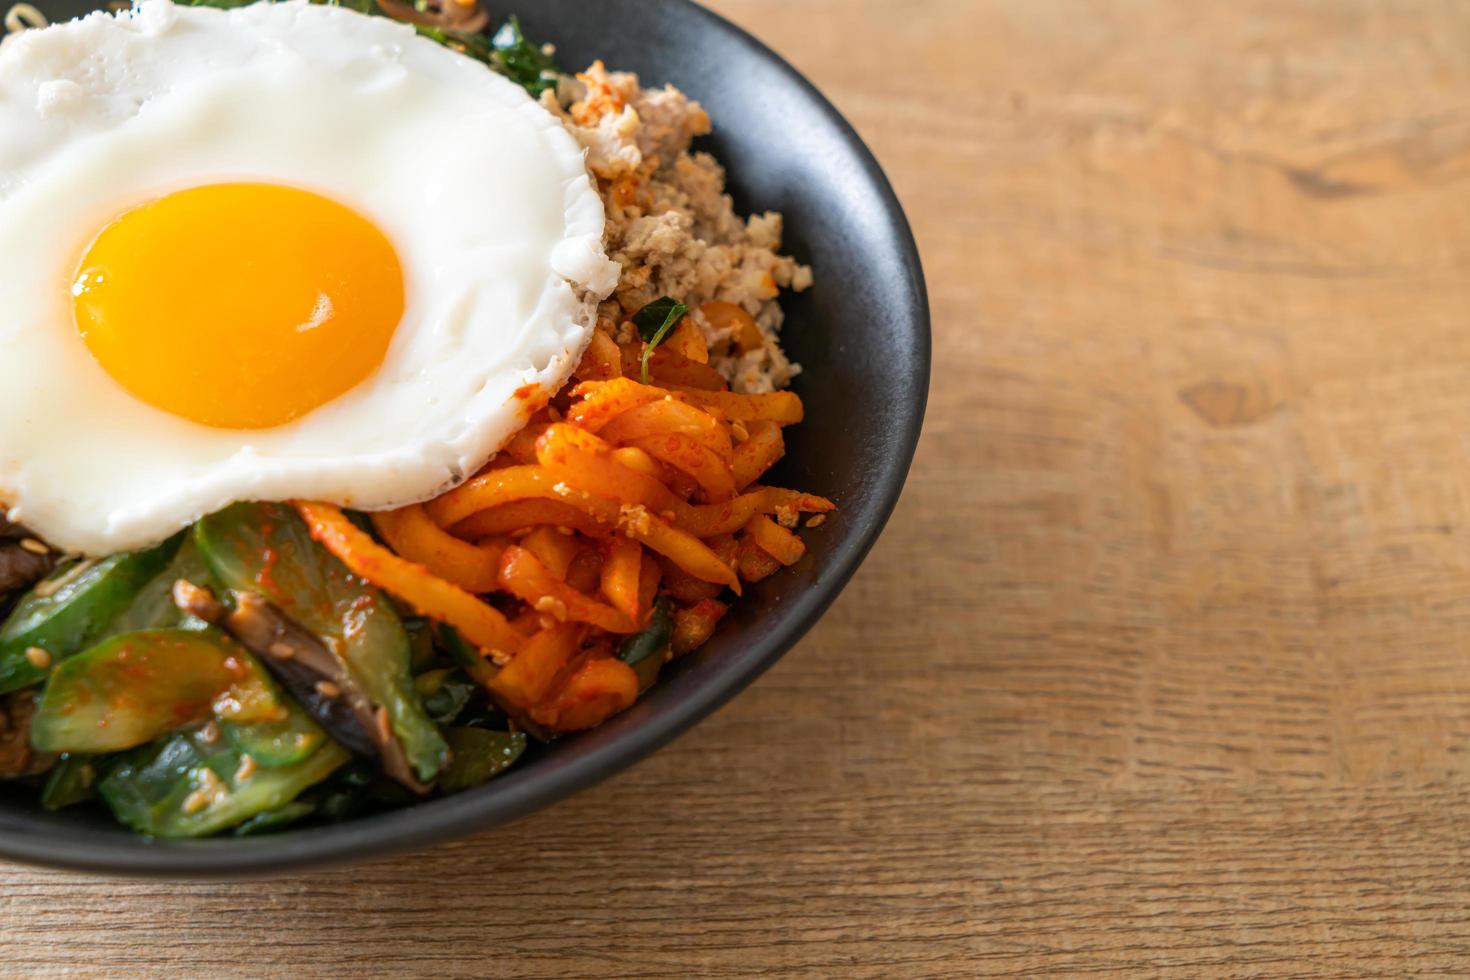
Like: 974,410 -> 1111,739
542,62 -> 813,394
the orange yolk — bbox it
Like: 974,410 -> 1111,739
72,182 -> 405,430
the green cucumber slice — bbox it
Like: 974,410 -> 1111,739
195,504 -> 448,782
0,536 -> 179,694
31,629 -> 284,754
99,726 -> 347,838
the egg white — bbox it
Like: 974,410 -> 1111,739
0,0 -> 618,555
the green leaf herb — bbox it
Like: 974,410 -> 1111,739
233,801 -> 317,836
632,297 -> 690,384
618,597 -> 674,668
41,755 -> 101,811
490,15 -> 561,97
415,668 -> 476,724
438,727 -> 527,792
414,24 -> 496,67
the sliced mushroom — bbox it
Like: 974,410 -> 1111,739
0,690 -> 54,779
173,581 -> 431,794
0,541 -> 54,595
0,516 -> 57,596
375,0 -> 488,34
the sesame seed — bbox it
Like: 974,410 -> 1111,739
617,503 -> 652,536
18,537 -> 48,555
315,681 -> 341,700
32,558 -> 95,598
267,642 -> 296,660
182,767 -> 227,813
234,754 -> 257,783
198,721 -> 221,745
23,647 -> 50,670
805,514 -> 827,528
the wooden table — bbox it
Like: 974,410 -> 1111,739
9,0 -> 1470,973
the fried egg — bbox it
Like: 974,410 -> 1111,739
0,0 -> 617,555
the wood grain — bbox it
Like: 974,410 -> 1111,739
9,0 -> 1470,974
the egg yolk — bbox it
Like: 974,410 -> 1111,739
72,182 -> 405,430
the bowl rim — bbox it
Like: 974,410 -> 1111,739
0,0 -> 931,877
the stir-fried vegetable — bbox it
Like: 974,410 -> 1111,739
231,801 -> 317,837
0,536 -> 179,694
30,629 -> 313,757
487,15 -> 560,96
619,597 -> 675,668
439,727 -> 526,792
417,668 -> 476,725
619,597 -> 675,690
0,689 -> 51,778
99,724 -> 348,838
40,755 -> 99,811
633,297 -> 691,385
106,538 -> 216,634
174,585 -> 377,762
195,503 -> 448,784
26,626 -> 352,835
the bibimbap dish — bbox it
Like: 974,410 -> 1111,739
0,0 -> 836,837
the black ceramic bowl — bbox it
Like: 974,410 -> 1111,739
0,0 -> 929,875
